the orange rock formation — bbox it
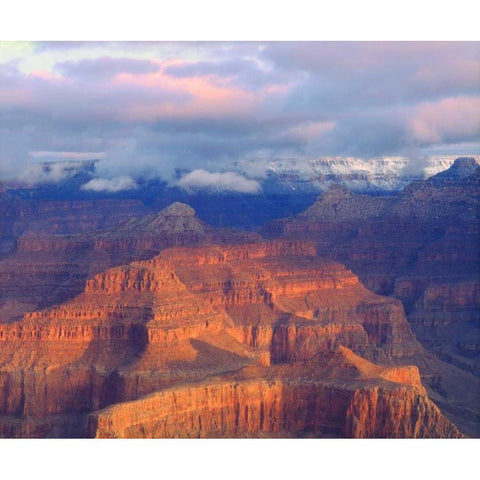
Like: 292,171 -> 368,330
0,239 -> 461,438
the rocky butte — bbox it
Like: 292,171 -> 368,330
0,239 -> 462,438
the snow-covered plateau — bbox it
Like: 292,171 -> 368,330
262,155 -> 478,194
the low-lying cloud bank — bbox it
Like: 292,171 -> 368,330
175,170 -> 261,193
18,162 -> 87,185
81,176 -> 138,192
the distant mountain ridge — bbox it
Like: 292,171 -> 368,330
5,155 -> 479,196
262,155 -> 479,194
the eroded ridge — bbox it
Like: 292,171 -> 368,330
0,240 -> 460,438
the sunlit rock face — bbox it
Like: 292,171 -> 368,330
0,239 -> 461,438
89,361 -> 461,439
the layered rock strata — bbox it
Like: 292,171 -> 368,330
0,240 -> 457,438
0,202 -> 259,322
89,351 -> 461,439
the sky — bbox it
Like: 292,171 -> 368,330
0,41 -> 479,191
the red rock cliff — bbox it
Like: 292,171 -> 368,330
0,240 -> 455,438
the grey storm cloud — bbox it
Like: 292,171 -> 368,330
1,42 -> 479,185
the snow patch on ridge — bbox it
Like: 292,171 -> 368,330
263,155 -> 477,193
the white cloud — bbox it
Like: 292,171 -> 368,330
175,170 -> 261,193
81,176 -> 137,192
19,162 -> 80,185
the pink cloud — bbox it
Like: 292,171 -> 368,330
30,70 -> 60,81
114,65 -> 259,120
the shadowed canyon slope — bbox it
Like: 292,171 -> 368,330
0,195 -> 148,256
262,157 -> 479,302
0,240 -> 461,438
0,202 -> 259,322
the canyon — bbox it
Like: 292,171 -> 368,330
0,239 -> 462,438
0,157 -> 477,438
4,155 -> 475,231
262,157 -> 480,435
